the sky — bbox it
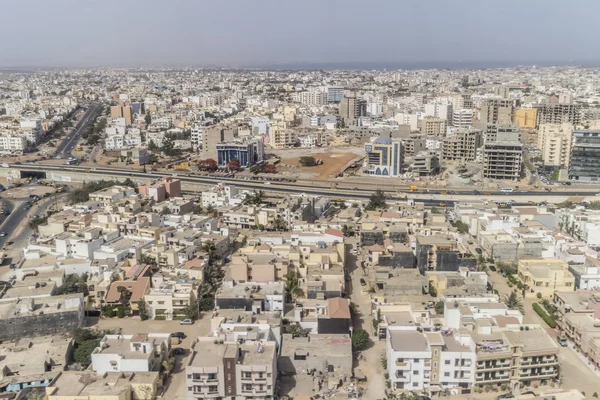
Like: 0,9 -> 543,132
1,0 -> 599,68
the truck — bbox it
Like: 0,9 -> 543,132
408,185 -> 417,191
1,163 -> 9,168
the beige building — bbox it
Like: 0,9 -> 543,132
144,275 -> 197,320
478,99 -> 513,127
513,108 -> 537,129
229,252 -> 289,283
538,123 -> 574,168
202,125 -> 238,159
517,259 -> 575,298
442,130 -> 482,161
269,120 -> 296,148
419,116 -> 447,137
111,105 -> 134,125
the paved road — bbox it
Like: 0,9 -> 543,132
55,104 -> 100,159
0,200 -> 24,249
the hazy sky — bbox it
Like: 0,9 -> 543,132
1,0 -> 599,67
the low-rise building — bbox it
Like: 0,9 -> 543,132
91,333 -> 171,374
517,259 -> 575,298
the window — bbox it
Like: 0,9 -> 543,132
434,349 -> 438,356
445,360 -> 451,365
444,372 -> 450,377
243,372 -> 252,379
433,362 -> 437,368
413,370 -> 419,375
413,358 -> 419,363
413,383 -> 419,387
433,373 -> 437,380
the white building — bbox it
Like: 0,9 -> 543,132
394,112 -> 419,131
191,125 -> 203,148
91,333 -> 171,374
0,134 -> 27,152
201,184 -> 241,208
251,117 -> 269,135
452,109 -> 474,128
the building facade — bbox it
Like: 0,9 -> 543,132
363,138 -> 403,177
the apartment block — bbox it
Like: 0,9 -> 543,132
202,125 -> 239,160
139,177 -> 182,202
110,104 -> 134,125
569,130 -> 600,182
535,103 -> 581,127
517,259 -> 575,298
144,275 -> 197,320
420,116 -> 447,137
185,338 -> 277,400
513,108 -> 538,129
91,333 -> 171,374
538,123 -> 573,168
413,151 -> 440,176
478,99 -> 513,127
442,130 -> 482,161
451,108 -> 473,128
339,93 -> 366,123
270,120 -> 296,148
482,124 -> 522,181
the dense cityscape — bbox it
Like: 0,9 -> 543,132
1,61 -> 600,400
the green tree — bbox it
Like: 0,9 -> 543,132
161,356 -> 176,375
299,156 -> 317,166
455,221 -> 469,234
588,202 -> 600,210
557,201 -> 575,209
366,189 -> 387,211
161,137 -> 176,157
284,269 -> 303,302
205,204 -> 215,214
183,299 -> 200,320
341,224 -> 355,237
504,292 -> 524,313
272,216 -> 288,231
138,301 -> 149,321
435,301 -> 445,315
72,327 -> 99,344
74,339 -> 100,367
144,113 -> 151,125
148,140 -> 159,152
430,207 -> 441,214
352,329 -> 370,351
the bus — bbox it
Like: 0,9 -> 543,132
66,158 -> 78,165
500,188 -> 514,193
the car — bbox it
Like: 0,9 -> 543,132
489,265 -> 497,272
360,278 -> 367,286
171,332 -> 186,339
180,318 -> 194,325
497,394 -> 515,400
521,392 -> 536,396
557,336 -> 568,347
0,232 -> 7,237
8,264 -> 17,269
172,347 -> 186,356
475,247 -> 483,254
6,241 -> 13,246
352,187 -> 358,191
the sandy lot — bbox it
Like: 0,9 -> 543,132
274,147 -> 364,180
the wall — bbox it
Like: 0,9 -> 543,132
0,310 -> 83,341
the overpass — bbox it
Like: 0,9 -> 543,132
0,163 -> 595,205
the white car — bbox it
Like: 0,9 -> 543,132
180,318 -> 193,325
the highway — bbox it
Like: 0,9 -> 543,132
0,201 -> 26,249
9,162 -> 600,201
55,104 -> 101,159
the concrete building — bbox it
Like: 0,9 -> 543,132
363,138 -> 403,177
513,108 -> 538,129
339,93 -> 366,123
412,151 -> 440,176
452,94 -> 473,110
111,104 -> 134,125
144,276 -> 197,320
451,109 -> 473,128
203,125 -> 239,160
538,123 -> 574,168
424,103 -> 452,121
517,259 -> 575,298
420,117 -> 447,137
138,177 -> 181,202
270,121 -> 296,148
479,99 -> 513,127
535,104 -> 581,127
91,333 -> 171,374
216,137 -> 264,168
569,130 -> 600,182
395,113 -> 419,131
482,124 -> 522,181
185,338 -> 277,400
294,90 -> 327,106
327,86 -> 344,103
442,130 -> 482,162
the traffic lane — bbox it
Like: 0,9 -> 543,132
10,193 -> 67,248
56,105 -> 99,157
0,201 -> 27,248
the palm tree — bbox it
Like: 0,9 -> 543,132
504,292 -> 524,313
272,216 -> 288,231
284,270 -> 303,302
161,356 -> 176,375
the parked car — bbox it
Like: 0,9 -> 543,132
557,336 -> 568,347
171,332 -> 186,339
360,278 -> 367,286
180,319 -> 193,325
488,265 -> 497,272
171,347 -> 186,356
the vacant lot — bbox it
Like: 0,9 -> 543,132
276,149 -> 363,180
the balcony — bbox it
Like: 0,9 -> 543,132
394,373 -> 410,383
395,361 -> 411,369
477,362 -> 510,371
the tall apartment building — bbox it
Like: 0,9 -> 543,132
513,108 -> 538,129
538,123 -> 574,168
569,130 -> 600,182
363,138 -> 403,177
420,117 -> 447,137
185,338 -> 277,400
339,93 -> 366,123
451,109 -> 473,128
110,104 -> 134,125
482,124 -> 522,181
327,86 -> 344,103
535,104 -> 581,127
494,86 -> 510,99
424,103 -> 452,121
293,91 -> 327,106
478,99 -> 513,127
452,94 -> 473,110
395,113 -> 419,131
442,130 -> 483,162
202,125 -> 239,160
269,121 -> 296,148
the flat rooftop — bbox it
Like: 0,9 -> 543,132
389,330 -> 429,352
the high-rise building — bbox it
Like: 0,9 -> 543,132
569,130 -> 600,182
363,138 -> 403,177
494,86 -> 510,99
478,99 -> 513,128
270,121 -> 296,148
513,108 -> 538,129
419,117 -> 447,137
535,104 -> 581,127
216,137 -> 264,168
293,91 -> 327,106
482,124 -> 523,181
110,104 -> 134,125
424,103 -> 452,121
339,93 -> 366,123
202,125 -> 239,159
442,130 -> 483,162
395,113 -> 419,131
327,86 -> 344,103
538,123 -> 574,168
451,109 -> 473,128
452,94 -> 473,110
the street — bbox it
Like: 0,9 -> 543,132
55,104 -> 101,159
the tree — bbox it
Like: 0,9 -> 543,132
435,301 -> 445,315
263,164 -> 277,173
138,253 -> 159,274
72,327 -> 98,344
244,190 -> 265,205
272,216 -> 288,231
144,113 -> 151,125
148,140 -> 159,152
365,189 -> 387,211
557,201 -> 575,209
587,201 -> 600,210
430,207 -> 441,214
352,329 -> 369,351
284,269 -> 303,302
504,292 -> 524,313
199,159 -> 217,171
161,206 -> 170,215
117,286 -> 131,306
227,159 -> 241,172
341,224 -> 355,237
182,299 -> 200,320
74,339 -> 100,367
161,356 -> 176,375
299,156 -> 317,166
205,204 -> 215,214
138,301 -> 149,321
455,221 -> 469,234
161,137 -> 176,157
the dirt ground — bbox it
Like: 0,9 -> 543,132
273,147 -> 364,180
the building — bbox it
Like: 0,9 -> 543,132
452,94 -> 473,110
270,121 -> 296,148
420,117 -> 447,137
451,109 -> 473,128
216,138 -> 264,168
0,134 -> 27,153
535,104 -> 581,127
203,125 -> 239,160
339,93 -> 366,123
91,333 -> 171,374
139,177 -> 181,202
294,91 -> 327,106
413,151 -> 440,176
395,113 -> 419,131
442,130 -> 482,161
144,275 -> 197,320
363,138 -> 403,177
482,124 -> 522,181
45,371 -> 158,400
517,259 -> 575,298
479,99 -> 513,127
327,86 -> 344,103
538,123 -> 574,168
513,108 -> 538,129
424,103 -> 452,121
111,104 -> 134,125
185,338 -> 277,400
569,130 -> 600,182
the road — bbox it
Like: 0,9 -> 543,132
55,104 -> 100,159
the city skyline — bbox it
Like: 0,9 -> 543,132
2,0 -> 600,68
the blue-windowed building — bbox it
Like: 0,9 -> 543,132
217,138 -> 264,167
363,138 -> 403,177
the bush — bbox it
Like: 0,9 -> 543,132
537,292 -> 543,299
154,315 -> 167,320
352,329 -> 370,351
533,303 -> 556,328
116,306 -> 127,318
74,339 -> 100,367
102,306 -> 116,318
